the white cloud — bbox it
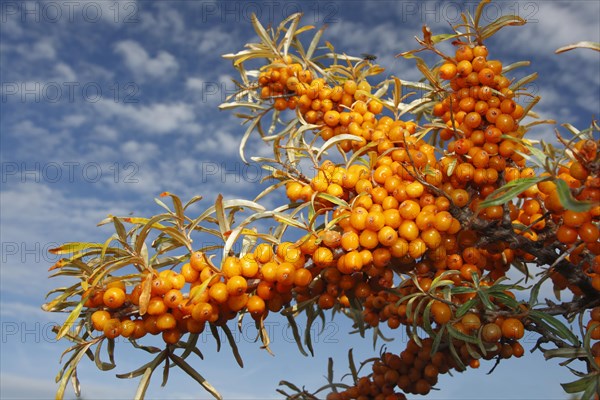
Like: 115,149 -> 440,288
95,99 -> 197,135
120,140 -> 159,163
137,7 -> 186,38
186,76 -> 206,91
93,125 -> 119,141
197,27 -> 238,54
10,120 -> 50,137
8,38 -> 56,61
53,62 -> 77,81
114,39 -> 179,80
59,114 -> 86,128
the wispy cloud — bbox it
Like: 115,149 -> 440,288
94,99 -> 197,135
114,39 -> 179,81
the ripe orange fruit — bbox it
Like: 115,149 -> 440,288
227,293 -> 249,312
103,318 -> 122,339
226,275 -> 248,296
482,322 -> 502,342
209,282 -> 229,304
162,329 -> 181,344
276,262 -> 296,285
91,310 -> 111,331
318,293 -> 335,309
557,225 -> 578,245
192,302 -> 213,322
103,287 -> 126,309
163,289 -> 183,308
190,251 -> 208,271
431,301 -> 452,324
246,295 -> 266,317
502,318 -> 525,340
156,313 -> 177,330
461,313 -> 481,333
222,256 -> 242,278
147,296 -> 168,316
439,63 -> 458,80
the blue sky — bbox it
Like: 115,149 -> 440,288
1,1 -> 599,399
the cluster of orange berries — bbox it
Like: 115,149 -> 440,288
435,45 -> 600,295
435,44 -> 528,221
87,267 -> 209,344
259,56 -> 385,147
543,144 -> 600,293
329,322 -> 525,400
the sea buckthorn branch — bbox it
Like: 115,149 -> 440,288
44,2 -> 599,400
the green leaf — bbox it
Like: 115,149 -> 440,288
278,380 -> 302,394
221,324 -> 244,368
55,301 -> 84,341
49,242 -> 102,255
169,353 -> 223,400
305,26 -> 325,60
560,374 -> 595,394
315,134 -> 363,160
543,347 -> 589,360
214,194 -> 229,238
348,349 -> 358,384
448,324 -> 480,345
455,298 -> 478,319
431,324 -> 446,356
133,368 -> 153,400
474,0 -> 491,28
480,14 -> 526,40
478,176 -> 546,209
556,41 -> 600,54
555,178 -> 593,212
94,338 -> 116,371
529,310 -> 579,346
284,313 -> 308,357
509,72 -> 538,91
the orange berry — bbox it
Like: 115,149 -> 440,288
162,329 -> 181,344
156,313 -> 177,330
431,301 -> 452,324
563,210 -> 589,228
378,226 -> 399,247
579,222 -> 600,243
147,296 -> 168,316
120,319 -> 136,338
482,322 -> 502,342
222,256 -> 242,278
399,220 -> 419,242
209,282 -> 229,304
359,229 -> 379,249
439,63 -> 457,80
190,251 -> 208,271
557,225 -> 578,245
226,275 -> 248,296
254,243 -> 274,264
103,287 -> 126,309
163,289 -> 183,309
103,318 -> 122,339
192,302 -> 214,322
318,293 -> 335,309
246,295 -> 266,317
502,318 -> 525,340
91,310 -> 111,331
